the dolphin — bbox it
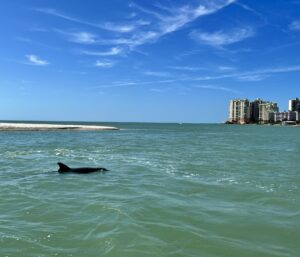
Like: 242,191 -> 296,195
57,162 -> 109,174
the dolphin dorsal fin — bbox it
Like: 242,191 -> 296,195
57,162 -> 70,172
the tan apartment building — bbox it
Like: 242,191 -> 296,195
228,99 -> 251,124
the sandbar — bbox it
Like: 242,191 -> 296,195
0,122 -> 119,131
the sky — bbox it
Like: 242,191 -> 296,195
1,0 -> 300,123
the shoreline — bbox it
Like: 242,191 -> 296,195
225,122 -> 300,127
0,122 -> 119,131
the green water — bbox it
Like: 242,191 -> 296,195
0,123 -> 299,257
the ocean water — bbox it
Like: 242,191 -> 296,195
0,122 -> 299,257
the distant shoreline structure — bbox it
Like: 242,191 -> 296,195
0,122 -> 119,131
226,98 -> 300,126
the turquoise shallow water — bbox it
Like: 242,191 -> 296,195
0,122 -> 299,257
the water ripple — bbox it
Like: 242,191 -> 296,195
0,124 -> 299,257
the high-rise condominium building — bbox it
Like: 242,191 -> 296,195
288,98 -> 300,112
228,99 -> 251,124
251,98 -> 264,122
259,102 -> 279,123
228,98 -> 299,124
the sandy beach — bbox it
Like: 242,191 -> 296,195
0,122 -> 119,131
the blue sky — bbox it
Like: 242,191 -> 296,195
1,0 -> 300,123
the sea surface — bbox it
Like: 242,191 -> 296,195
0,122 -> 299,257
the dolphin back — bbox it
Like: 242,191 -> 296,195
57,162 -> 71,173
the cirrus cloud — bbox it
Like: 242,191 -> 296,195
25,54 -> 49,66
82,47 -> 123,56
190,27 -> 255,47
95,60 -> 114,68
289,20 -> 300,30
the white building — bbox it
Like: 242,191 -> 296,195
228,99 -> 251,124
274,111 -> 299,123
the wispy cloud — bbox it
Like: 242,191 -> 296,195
218,66 -> 236,72
150,87 -> 171,93
161,3 -> 232,34
94,81 -> 138,89
35,8 -> 147,34
95,60 -> 114,68
138,64 -> 300,85
190,27 -> 254,47
68,32 -> 97,44
129,3 -> 165,20
35,1 -> 236,53
35,8 -> 101,28
100,20 -> 150,33
168,66 -> 206,71
56,30 -> 132,46
25,54 -> 49,66
144,70 -> 172,77
234,2 -> 266,20
91,63 -> 300,92
167,65 -> 236,74
236,74 -> 266,81
96,63 -> 300,90
289,20 -> 300,30
82,47 -> 123,56
101,22 -> 136,33
194,85 -> 240,94
192,65 -> 300,82
127,0 -> 236,48
245,65 -> 300,75
94,79 -> 176,89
